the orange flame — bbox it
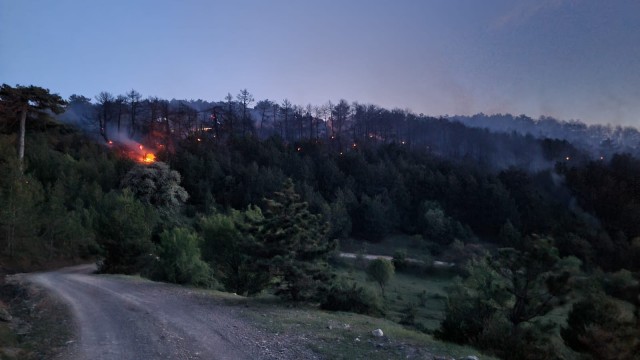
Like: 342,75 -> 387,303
106,139 -> 157,165
142,153 -> 156,163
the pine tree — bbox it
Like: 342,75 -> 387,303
250,179 -> 335,301
200,206 -> 268,295
94,189 -> 156,274
0,84 -> 66,172
0,160 -> 44,257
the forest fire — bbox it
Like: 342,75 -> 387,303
107,139 -> 157,164
142,153 -> 156,163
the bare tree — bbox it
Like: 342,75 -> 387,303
332,99 -> 351,148
115,95 -> 127,133
255,99 -> 274,135
173,101 -> 196,138
305,104 -> 314,140
236,89 -> 254,136
159,99 -> 172,150
326,100 -> 334,139
281,99 -> 292,141
126,89 -> 141,137
95,91 -> 115,142
271,102 -> 280,138
313,105 -> 324,140
390,108 -> 406,143
224,93 -> 235,136
146,96 -> 161,136
293,105 -> 304,140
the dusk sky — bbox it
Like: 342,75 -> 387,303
1,0 -> 639,126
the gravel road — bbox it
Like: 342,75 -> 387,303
26,265 -> 314,360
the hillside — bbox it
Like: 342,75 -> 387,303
1,84 -> 639,359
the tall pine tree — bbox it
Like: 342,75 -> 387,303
0,84 -> 66,173
250,179 -> 335,301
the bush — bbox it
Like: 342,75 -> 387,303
399,304 -> 417,325
392,250 -> 408,270
603,269 -> 639,303
320,279 -> 383,316
95,189 -> 156,274
562,293 -> 640,360
154,227 -> 213,287
366,258 -> 395,296
417,289 -> 428,307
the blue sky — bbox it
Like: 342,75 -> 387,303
1,0 -> 639,126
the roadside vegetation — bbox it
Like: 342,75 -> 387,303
1,84 -> 639,359
0,276 -> 73,359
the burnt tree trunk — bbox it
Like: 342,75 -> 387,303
18,107 -> 27,172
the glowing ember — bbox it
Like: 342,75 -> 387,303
139,145 -> 144,150
108,140 -> 113,145
143,153 -> 156,163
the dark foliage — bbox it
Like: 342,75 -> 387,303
248,180 -> 336,301
94,189 -> 156,274
320,279 -> 383,316
562,293 -> 640,360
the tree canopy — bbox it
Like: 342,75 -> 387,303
0,84 -> 66,172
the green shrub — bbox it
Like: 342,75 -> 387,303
366,258 -> 395,296
399,304 -> 417,325
603,269 -> 639,303
154,227 -> 213,287
320,279 -> 383,316
562,293 -> 640,360
392,249 -> 408,270
95,189 -> 156,274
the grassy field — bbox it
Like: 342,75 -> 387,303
333,259 -> 454,332
332,237 -> 620,360
217,244 -> 495,359
340,235 -> 428,258
335,234 -> 464,333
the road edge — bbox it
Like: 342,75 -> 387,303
0,273 -> 76,359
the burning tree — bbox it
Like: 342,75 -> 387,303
0,84 -> 66,173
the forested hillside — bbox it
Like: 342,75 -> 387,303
453,113 -> 640,158
1,84 -> 638,359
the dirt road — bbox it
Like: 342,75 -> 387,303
26,265 -> 313,360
